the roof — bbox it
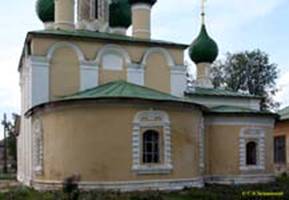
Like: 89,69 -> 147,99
189,24 -> 219,64
26,81 -> 205,116
27,29 -> 188,48
206,105 -> 277,118
278,106 -> 289,120
185,87 -> 262,99
64,80 -> 190,103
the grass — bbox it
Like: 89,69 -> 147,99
0,173 -> 16,180
0,175 -> 289,200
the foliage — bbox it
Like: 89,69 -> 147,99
211,49 -> 279,110
1,177 -> 289,200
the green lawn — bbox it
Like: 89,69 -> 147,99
0,176 -> 289,200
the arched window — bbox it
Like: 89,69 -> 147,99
246,141 -> 257,165
142,130 -> 160,164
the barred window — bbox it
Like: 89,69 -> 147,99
246,141 -> 257,165
274,136 -> 286,164
143,130 -> 160,164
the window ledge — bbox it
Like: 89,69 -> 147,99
132,164 -> 173,175
240,165 -> 265,171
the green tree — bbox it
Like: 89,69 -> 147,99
211,49 -> 279,110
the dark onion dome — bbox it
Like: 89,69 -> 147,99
110,0 -> 132,28
189,24 -> 219,64
36,0 -> 54,22
128,0 -> 157,6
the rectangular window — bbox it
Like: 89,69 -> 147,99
142,131 -> 160,164
95,0 -> 98,19
274,136 -> 286,164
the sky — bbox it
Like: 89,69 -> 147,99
0,0 -> 289,138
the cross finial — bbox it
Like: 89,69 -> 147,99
201,0 -> 206,24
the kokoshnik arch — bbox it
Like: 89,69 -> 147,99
17,0 -> 276,191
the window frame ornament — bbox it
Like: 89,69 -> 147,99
33,118 -> 44,176
132,110 -> 173,175
239,128 -> 265,171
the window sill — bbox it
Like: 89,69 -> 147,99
132,164 -> 173,175
240,165 -> 265,171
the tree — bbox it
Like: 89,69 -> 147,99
211,49 -> 279,110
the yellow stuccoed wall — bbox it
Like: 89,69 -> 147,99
50,47 -> 80,100
205,125 -> 274,176
35,102 -> 202,182
132,6 -> 151,39
145,52 -> 171,93
30,37 -> 183,97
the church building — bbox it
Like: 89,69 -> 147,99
17,0 -> 276,191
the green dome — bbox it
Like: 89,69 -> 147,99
110,0 -> 132,28
189,25 -> 218,64
128,0 -> 157,6
36,0 -> 55,23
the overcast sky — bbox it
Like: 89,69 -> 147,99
0,0 -> 288,138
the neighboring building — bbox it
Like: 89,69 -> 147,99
17,0 -> 276,191
274,107 -> 289,173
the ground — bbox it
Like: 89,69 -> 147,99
0,175 -> 288,200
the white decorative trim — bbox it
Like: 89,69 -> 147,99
33,177 -> 204,191
190,96 -> 262,111
205,116 -> 275,128
47,42 -> 85,63
127,64 -> 144,86
132,3 -> 152,11
141,48 -> 176,68
239,128 -> 266,171
110,27 -> 127,35
44,22 -> 55,30
132,110 -> 173,174
95,44 -> 131,67
28,56 -> 49,107
198,116 -> 205,174
32,118 -> 44,176
32,174 -> 275,191
170,65 -> 186,97
204,174 -> 275,185
133,29 -> 151,34
80,61 -> 99,90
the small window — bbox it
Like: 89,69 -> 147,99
246,141 -> 257,165
274,136 -> 286,164
143,130 -> 160,164
95,0 -> 98,18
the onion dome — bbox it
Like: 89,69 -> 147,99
36,0 -> 54,23
189,24 -> 219,64
110,0 -> 132,28
128,0 -> 157,6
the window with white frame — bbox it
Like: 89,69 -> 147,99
132,110 -> 173,175
142,130 -> 160,164
246,141 -> 257,165
239,128 -> 265,171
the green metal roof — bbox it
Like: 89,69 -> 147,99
63,80 -> 191,104
27,30 -> 188,48
189,25 -> 218,64
207,105 -> 275,116
278,106 -> 289,120
185,87 -> 262,99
